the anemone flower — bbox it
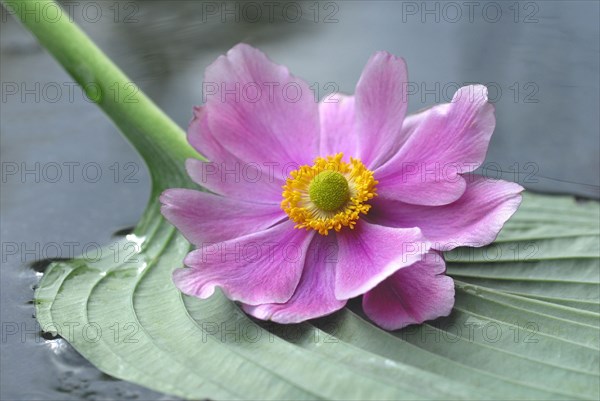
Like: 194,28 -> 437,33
160,44 -> 523,330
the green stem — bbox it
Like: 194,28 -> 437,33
2,0 -> 201,195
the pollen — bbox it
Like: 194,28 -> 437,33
281,153 -> 378,235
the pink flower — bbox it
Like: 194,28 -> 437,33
160,44 -> 523,330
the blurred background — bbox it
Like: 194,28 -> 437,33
1,1 -> 599,399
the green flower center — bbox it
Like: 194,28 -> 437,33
308,170 -> 350,212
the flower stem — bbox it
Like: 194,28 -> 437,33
2,0 -> 201,193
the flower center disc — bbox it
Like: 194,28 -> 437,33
281,153 -> 378,235
308,171 -> 350,212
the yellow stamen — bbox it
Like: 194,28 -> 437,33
281,153 -> 378,235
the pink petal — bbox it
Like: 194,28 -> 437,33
375,85 -> 495,206
318,94 -> 358,157
186,104 -> 285,205
335,221 -> 430,300
186,158 -> 284,205
187,105 -> 231,165
355,52 -> 409,168
160,189 -> 285,245
203,43 -> 319,167
243,234 -> 346,323
363,251 -> 455,330
369,175 -> 524,251
174,220 -> 314,305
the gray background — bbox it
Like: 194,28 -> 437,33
1,1 -> 599,399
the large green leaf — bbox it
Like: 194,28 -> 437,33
34,192 -> 600,400
6,0 -> 598,399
